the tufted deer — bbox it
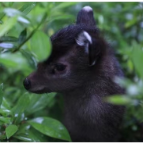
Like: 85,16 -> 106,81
23,6 -> 125,142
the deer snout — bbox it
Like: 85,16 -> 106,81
23,78 -> 31,90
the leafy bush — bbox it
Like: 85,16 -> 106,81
0,2 -> 143,142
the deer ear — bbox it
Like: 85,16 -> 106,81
76,31 -> 100,66
76,6 -> 96,27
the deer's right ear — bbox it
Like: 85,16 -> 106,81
76,31 -> 100,66
76,6 -> 96,27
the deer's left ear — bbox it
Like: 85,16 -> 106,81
76,31 -> 100,66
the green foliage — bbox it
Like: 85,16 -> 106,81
29,117 -> 71,141
0,2 -> 143,142
6,125 -> 18,139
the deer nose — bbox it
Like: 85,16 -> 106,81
23,78 -> 31,90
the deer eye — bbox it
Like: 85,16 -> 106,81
54,63 -> 66,72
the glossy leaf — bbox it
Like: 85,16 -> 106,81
25,92 -> 56,116
12,93 -> 30,114
18,29 -> 27,44
13,135 -> 32,142
12,93 -> 30,123
28,117 -> 71,141
14,123 -> 47,142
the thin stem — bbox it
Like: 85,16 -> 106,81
13,12 -> 47,53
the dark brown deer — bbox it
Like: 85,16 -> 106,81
23,6 -> 125,142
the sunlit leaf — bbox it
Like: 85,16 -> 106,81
0,16 -> 17,37
3,8 -> 30,24
125,18 -> 138,28
28,30 -> 51,61
105,95 -> 131,105
0,108 -> 12,117
29,117 -> 71,141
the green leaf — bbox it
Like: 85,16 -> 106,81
6,125 -> 18,139
28,30 -> 51,61
130,42 -> 143,79
0,108 -> 12,117
20,49 -> 37,70
14,123 -> 47,142
0,83 -> 4,107
0,2 -> 12,7
125,18 -> 138,28
25,92 -> 56,115
28,117 -> 71,141
19,2 -> 36,15
0,36 -> 18,49
0,52 -> 32,72
1,97 -> 11,110
4,8 -> 30,24
51,2 -> 76,13
48,14 -> 74,24
105,95 -> 131,105
18,29 -> 27,44
12,93 -> 30,124
0,16 -> 17,37
0,134 -> 7,140
0,116 -> 12,124
0,36 -> 18,42
8,2 -> 14,7
13,135 -> 32,142
12,93 -> 30,115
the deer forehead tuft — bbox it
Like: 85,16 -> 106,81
82,6 -> 93,12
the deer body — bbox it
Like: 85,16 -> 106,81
23,6 -> 125,141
